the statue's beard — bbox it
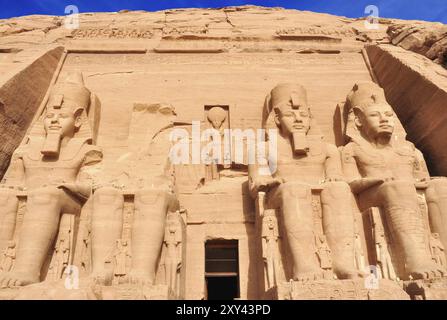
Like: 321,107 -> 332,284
41,129 -> 62,157
291,131 -> 309,155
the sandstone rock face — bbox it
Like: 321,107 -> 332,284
0,5 -> 446,300
388,22 -> 447,67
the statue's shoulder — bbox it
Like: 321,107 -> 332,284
395,140 -> 416,155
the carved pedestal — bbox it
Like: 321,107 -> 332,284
270,279 -> 409,300
0,280 -> 175,300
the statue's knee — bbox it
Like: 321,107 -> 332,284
279,183 -> 309,201
321,181 -> 351,201
135,188 -> 172,206
379,180 -> 415,199
0,188 -> 18,205
28,186 -> 62,205
426,178 -> 447,201
93,187 -> 122,205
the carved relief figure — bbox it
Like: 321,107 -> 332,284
204,106 -> 231,180
262,209 -> 280,288
249,83 -> 362,281
430,233 -> 446,267
315,235 -> 332,275
54,236 -> 70,280
371,210 -> 397,280
112,239 -> 131,284
0,72 -> 102,287
0,241 -> 16,272
164,211 -> 182,293
353,233 -> 366,272
341,82 -> 446,280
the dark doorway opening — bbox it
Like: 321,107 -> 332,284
205,240 -> 240,300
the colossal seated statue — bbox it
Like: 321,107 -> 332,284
90,103 -> 180,286
0,72 -> 102,287
341,82 -> 447,280
249,83 -> 362,281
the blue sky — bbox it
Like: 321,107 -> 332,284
0,0 -> 446,23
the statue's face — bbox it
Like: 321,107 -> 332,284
277,105 -> 311,136
44,106 -> 79,138
357,103 -> 395,140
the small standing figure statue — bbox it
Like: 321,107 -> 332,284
54,235 -> 70,280
262,209 -> 280,288
430,233 -> 446,267
373,221 -> 397,280
164,212 -> 182,293
0,241 -> 16,272
354,232 -> 366,272
205,106 -> 230,181
112,239 -> 131,285
315,235 -> 332,279
80,226 -> 91,273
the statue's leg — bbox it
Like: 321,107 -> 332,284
377,181 -> 444,279
321,181 -> 363,279
0,187 -> 78,288
0,188 -> 18,252
269,182 -> 321,281
91,187 -> 123,285
129,188 -> 179,285
425,178 -> 447,261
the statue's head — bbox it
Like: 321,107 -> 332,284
207,107 -> 227,130
346,82 -> 395,142
269,84 -> 311,137
44,72 -> 90,138
41,72 -> 91,156
7,241 -> 15,248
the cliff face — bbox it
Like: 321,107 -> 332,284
0,5 -> 446,180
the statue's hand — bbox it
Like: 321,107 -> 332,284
348,177 -> 385,194
325,176 -> 344,182
254,176 -> 283,192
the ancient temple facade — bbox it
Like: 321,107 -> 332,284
0,6 -> 447,300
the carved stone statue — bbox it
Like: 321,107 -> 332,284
341,82 -> 447,280
204,106 -> 231,180
164,211 -> 182,293
90,104 -> 180,286
0,72 -> 102,287
353,232 -> 366,272
54,236 -> 70,280
371,209 -> 397,280
430,233 -> 446,267
315,235 -> 332,272
261,209 -> 280,288
0,241 -> 16,272
249,83 -> 362,281
112,239 -> 131,284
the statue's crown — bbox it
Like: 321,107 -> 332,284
270,83 -> 308,111
346,82 -> 388,112
48,71 -> 91,112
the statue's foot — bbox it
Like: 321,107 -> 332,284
407,264 -> 445,280
89,269 -> 113,286
293,270 -> 323,282
127,271 -> 155,286
0,271 -> 39,288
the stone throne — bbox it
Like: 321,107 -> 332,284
0,71 -> 102,289
340,82 -> 447,299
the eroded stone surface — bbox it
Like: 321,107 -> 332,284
0,6 -> 446,300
